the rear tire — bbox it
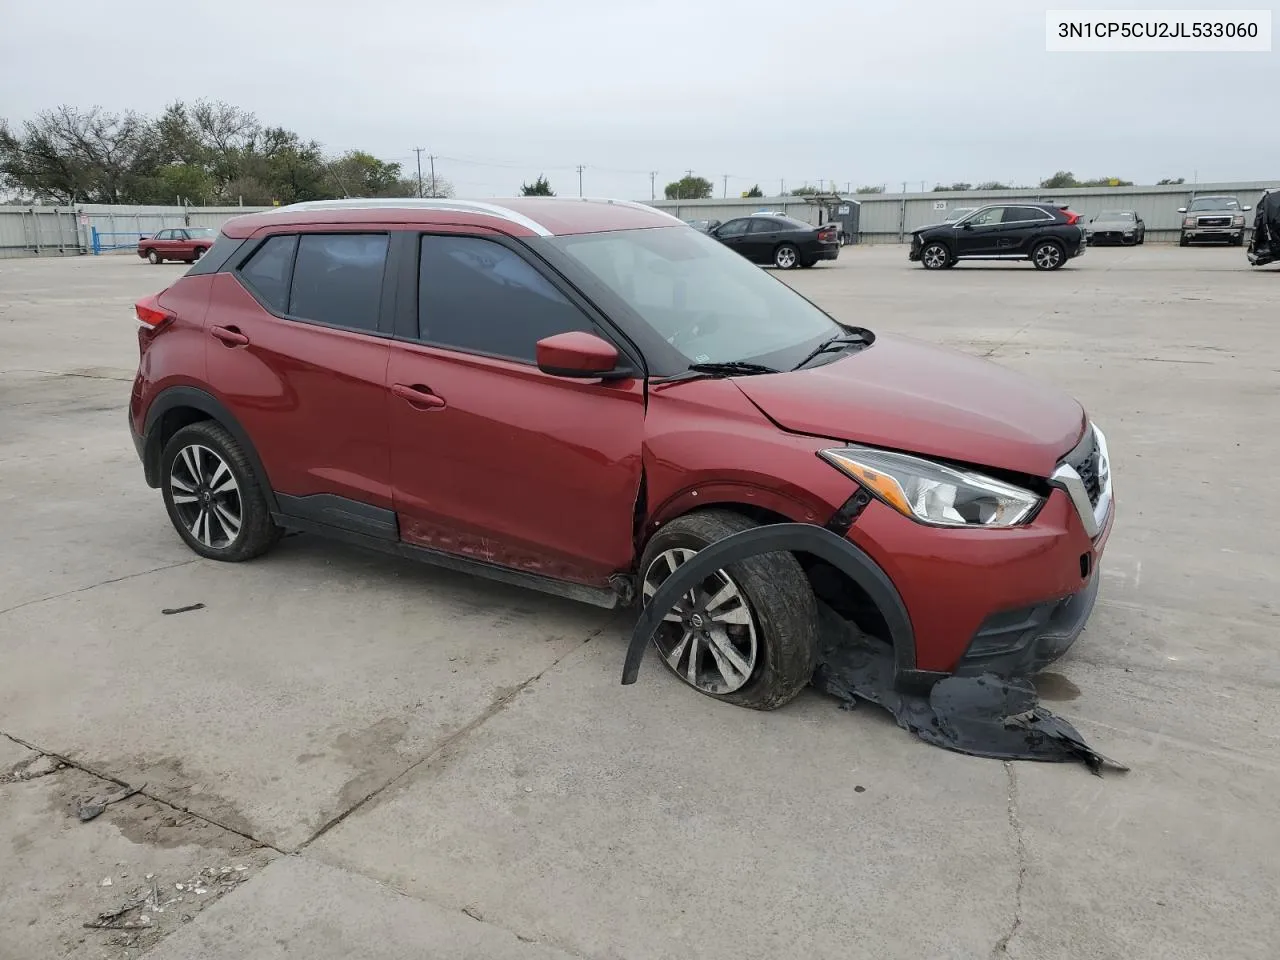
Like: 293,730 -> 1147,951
639,510 -> 818,711
146,249 -> 161,264
1031,240 -> 1065,270
920,242 -> 951,269
160,421 -> 281,562
773,244 -> 799,270
193,246 -> 206,260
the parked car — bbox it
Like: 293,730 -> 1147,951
138,227 -> 218,264
128,197 -> 1113,709
1178,196 -> 1249,246
943,207 -> 977,223
1246,189 -> 1279,266
710,215 -> 840,269
909,203 -> 1086,270
1085,210 -> 1145,245
683,219 -> 721,233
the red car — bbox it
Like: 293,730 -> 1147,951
128,198 -> 1113,709
137,227 -> 217,264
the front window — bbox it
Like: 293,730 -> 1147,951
964,207 -> 1005,226
1189,197 -> 1239,211
550,227 -> 841,368
187,227 -> 216,238
1098,211 -> 1134,221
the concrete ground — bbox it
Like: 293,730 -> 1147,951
1,245 -> 1276,960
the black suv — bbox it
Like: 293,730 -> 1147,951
709,215 -> 840,269
909,203 -> 1086,271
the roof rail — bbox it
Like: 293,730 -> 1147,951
267,198 -> 553,236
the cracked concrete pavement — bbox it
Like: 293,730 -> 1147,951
1,249 -> 1277,959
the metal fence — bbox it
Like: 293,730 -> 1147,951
0,205 -> 271,259
647,181 -> 1280,243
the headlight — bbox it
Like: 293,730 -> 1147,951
819,446 -> 1042,527
1183,217 -> 1196,228
1233,216 -> 1245,226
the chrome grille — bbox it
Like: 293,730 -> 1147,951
1197,216 -> 1231,227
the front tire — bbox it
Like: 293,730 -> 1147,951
1031,240 -> 1065,270
160,421 -> 281,562
1179,233 -> 1190,247
146,249 -> 161,264
920,242 -> 950,269
639,510 -> 818,710
773,244 -> 799,270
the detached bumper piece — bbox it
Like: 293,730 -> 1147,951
812,607 -> 1126,775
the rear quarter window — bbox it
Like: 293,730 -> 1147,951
238,235 -> 297,313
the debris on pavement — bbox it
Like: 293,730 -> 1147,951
161,602 -> 205,615
2,753 -> 63,782
84,863 -> 257,934
812,607 -> 1129,774
77,782 -> 144,821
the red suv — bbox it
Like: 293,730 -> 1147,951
128,198 -> 1113,709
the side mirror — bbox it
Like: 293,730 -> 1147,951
1243,206 -> 1252,212
1177,207 -> 1187,213
536,331 -> 627,380
960,222 -> 973,230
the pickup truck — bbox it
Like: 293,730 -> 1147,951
1178,195 -> 1249,246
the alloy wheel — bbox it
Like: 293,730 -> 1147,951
775,246 -> 797,269
168,443 -> 242,549
922,244 -> 949,269
1033,243 -> 1062,269
642,548 -> 759,695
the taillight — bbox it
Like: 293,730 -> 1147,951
818,226 -> 837,241
135,295 -> 174,329
1062,211 -> 1081,225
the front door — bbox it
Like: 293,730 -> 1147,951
713,219 -> 752,260
387,231 -> 645,585
955,206 -> 1007,256
206,231 -> 395,512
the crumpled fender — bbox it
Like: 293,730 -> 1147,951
621,522 -> 916,685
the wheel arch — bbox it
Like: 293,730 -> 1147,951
142,386 -> 277,511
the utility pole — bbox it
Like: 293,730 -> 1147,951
650,171 -> 657,200
901,181 -> 908,195
722,174 -> 728,198
577,164 -> 584,197
779,178 -> 784,196
819,179 -> 825,193
412,147 -> 425,198
427,154 -> 437,198
846,181 -> 852,194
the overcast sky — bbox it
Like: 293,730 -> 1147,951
2,0 -> 1275,198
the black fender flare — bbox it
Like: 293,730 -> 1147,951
621,522 -> 917,686
142,386 -> 277,511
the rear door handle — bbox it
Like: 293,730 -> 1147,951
211,325 -> 249,347
391,383 -> 447,409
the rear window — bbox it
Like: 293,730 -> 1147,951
239,235 -> 297,312
288,234 -> 388,331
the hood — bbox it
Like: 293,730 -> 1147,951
733,334 -> 1085,477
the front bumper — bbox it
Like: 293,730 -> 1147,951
1183,228 -> 1242,241
1087,231 -> 1136,245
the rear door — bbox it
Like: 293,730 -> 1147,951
206,230 -> 397,519
1002,205 -> 1057,254
386,230 -> 645,585
745,217 -> 786,262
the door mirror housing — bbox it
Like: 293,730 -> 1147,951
1243,205 -> 1252,212
536,331 -> 628,379
1177,207 -> 1187,213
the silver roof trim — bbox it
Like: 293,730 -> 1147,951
263,198 -> 553,237
566,197 -> 688,226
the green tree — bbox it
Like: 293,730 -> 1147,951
520,174 -> 555,196
1079,176 -> 1133,187
1039,170 -> 1078,189
742,183 -> 763,198
325,151 -> 404,198
664,175 -> 712,200
975,181 -> 1011,190
789,183 -> 820,196
932,181 -> 972,192
855,184 -> 884,194
1157,177 -> 1186,185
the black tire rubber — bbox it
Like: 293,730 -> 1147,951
920,241 -> 951,269
1031,240 -> 1066,270
1231,235 -> 1244,247
160,420 -> 281,562
639,509 -> 819,710
193,246 -> 206,260
146,249 -> 161,264
1179,234 -> 1190,247
773,244 -> 800,270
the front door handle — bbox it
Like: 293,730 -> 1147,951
391,383 -> 447,410
211,325 -> 249,347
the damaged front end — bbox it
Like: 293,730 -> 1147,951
621,522 -> 1125,774
1247,189 -> 1280,266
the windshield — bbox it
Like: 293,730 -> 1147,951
1097,210 -> 1134,220
945,208 -> 975,222
550,227 -> 841,368
1190,197 -> 1239,211
188,227 -> 216,237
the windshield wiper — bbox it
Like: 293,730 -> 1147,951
658,360 -> 780,384
792,330 -> 873,371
